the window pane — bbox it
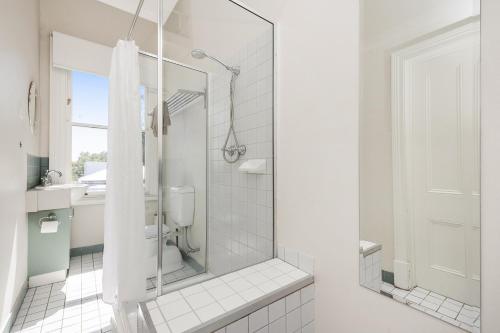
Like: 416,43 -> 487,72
72,126 -> 107,183
72,71 -> 109,126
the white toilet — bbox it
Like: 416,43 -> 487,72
144,224 -> 183,278
144,185 -> 195,279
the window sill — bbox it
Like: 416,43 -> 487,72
72,193 -> 158,207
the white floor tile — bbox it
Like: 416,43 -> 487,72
208,284 -> 237,300
405,294 -> 423,305
438,306 -> 458,319
409,289 -> 428,299
200,278 -> 224,290
227,278 -> 253,293
261,267 -> 283,280
185,291 -> 215,310
460,323 -> 473,332
459,307 -> 480,320
441,315 -> 461,327
457,314 -> 476,326
391,288 -> 409,298
195,302 -> 225,322
180,284 -> 204,297
219,271 -> 240,283
240,287 -> 265,302
420,299 -> 439,311
258,281 -> 280,294
159,299 -> 191,321
380,283 -> 395,294
441,300 -> 463,313
157,291 -> 183,306
287,270 -> 308,281
422,295 -> 443,306
166,312 -> 201,333
246,272 -> 269,286
273,275 -> 294,287
218,294 -> 247,311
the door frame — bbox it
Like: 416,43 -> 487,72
391,17 -> 480,290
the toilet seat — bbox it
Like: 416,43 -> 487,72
144,224 -> 170,239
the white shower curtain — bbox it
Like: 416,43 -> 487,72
103,40 -> 146,304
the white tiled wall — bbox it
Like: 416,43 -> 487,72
215,284 -> 315,333
208,27 -> 274,275
277,245 -> 314,276
359,250 -> 382,293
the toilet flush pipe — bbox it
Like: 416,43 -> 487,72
183,226 -> 200,253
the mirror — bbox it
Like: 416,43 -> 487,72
28,81 -> 37,132
359,1 -> 480,331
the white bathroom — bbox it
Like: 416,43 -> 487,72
2,0 -> 500,333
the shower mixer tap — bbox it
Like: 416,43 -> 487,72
222,144 -> 247,157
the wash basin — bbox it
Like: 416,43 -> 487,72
27,184 -> 89,212
35,183 -> 88,203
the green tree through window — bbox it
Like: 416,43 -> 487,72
72,151 -> 107,181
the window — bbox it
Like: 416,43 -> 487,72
71,71 -> 109,192
70,70 -> 146,193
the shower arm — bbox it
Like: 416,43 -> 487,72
205,54 -> 240,75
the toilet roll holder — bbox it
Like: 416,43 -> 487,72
38,212 -> 60,228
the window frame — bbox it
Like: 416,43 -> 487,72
70,70 -> 109,193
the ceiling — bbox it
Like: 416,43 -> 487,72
95,0 -> 288,24
95,0 -> 178,23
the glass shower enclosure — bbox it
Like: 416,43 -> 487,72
141,0 -> 274,296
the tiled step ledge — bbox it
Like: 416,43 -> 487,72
139,258 -> 314,333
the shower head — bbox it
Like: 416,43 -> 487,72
191,48 -> 240,75
191,49 -> 207,59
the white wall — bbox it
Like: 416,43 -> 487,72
263,0 -> 472,331
359,0 -> 478,272
240,0 -> 500,331
0,0 -> 40,330
70,205 -> 105,248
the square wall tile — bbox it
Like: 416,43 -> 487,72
285,292 -> 300,313
249,306 -> 268,332
268,299 -> 285,323
226,316 -> 249,333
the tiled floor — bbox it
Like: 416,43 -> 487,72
146,257 -> 204,291
145,258 -> 312,333
382,282 -> 480,332
10,252 -> 114,333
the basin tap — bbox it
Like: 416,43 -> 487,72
41,169 -> 63,186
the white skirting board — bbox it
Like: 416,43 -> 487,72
28,270 -> 67,288
1,279 -> 27,333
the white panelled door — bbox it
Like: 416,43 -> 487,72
410,23 -> 480,306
